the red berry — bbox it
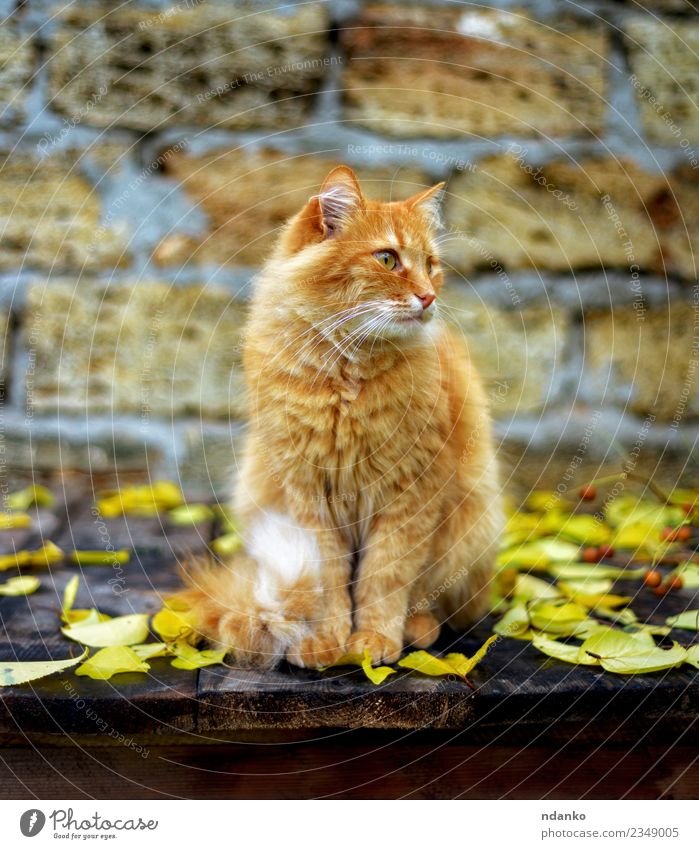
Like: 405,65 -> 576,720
583,547 -> 599,563
597,545 -> 615,560
682,503 -> 694,516
661,526 -> 674,541
676,526 -> 692,542
579,485 -> 597,501
643,569 -> 662,588
667,575 -> 684,591
653,584 -> 669,597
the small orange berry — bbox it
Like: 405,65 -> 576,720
676,526 -> 692,542
667,575 -> 684,591
643,569 -> 662,588
579,485 -> 597,501
597,545 -> 615,560
583,547 -> 599,563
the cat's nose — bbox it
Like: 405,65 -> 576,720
416,293 -> 436,310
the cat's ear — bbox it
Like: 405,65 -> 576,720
316,166 -> 365,237
407,182 -> 445,230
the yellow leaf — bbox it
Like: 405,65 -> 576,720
560,577 -> 613,595
75,646 -> 150,680
167,504 -> 214,526
170,641 -> 227,669
213,505 -> 239,534
529,600 -> 592,636
131,642 -> 171,660
686,645 -> 699,670
581,627 -> 655,660
27,541 -> 64,566
493,604 -> 532,639
548,563 -> 645,581
69,549 -> 130,566
666,610 -> 699,631
599,643 -> 687,675
0,648 -> 88,686
532,634 -> 599,666
211,532 -> 243,556
62,575 -> 79,618
96,480 -> 184,517
61,613 -> 150,647
524,490 -> 565,512
63,608 -> 111,625
514,573 -> 561,601
606,497 -> 684,530
540,513 -> 610,546
612,522 -> 662,555
398,636 -> 497,680
0,512 -> 32,530
498,539 -> 580,570
320,648 -> 396,685
0,575 -> 41,596
6,484 -> 54,511
558,582 -> 631,610
152,607 -> 195,642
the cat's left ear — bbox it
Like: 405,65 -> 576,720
407,182 -> 446,230
316,166 -> 365,237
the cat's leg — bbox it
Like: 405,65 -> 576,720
427,490 -> 503,629
244,509 -> 352,667
285,524 -> 353,668
403,610 -> 441,649
347,500 -> 439,664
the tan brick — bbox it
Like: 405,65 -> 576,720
0,27 -> 34,123
442,287 -> 570,415
444,154 -> 699,281
24,281 -> 248,419
0,152 -> 129,272
626,17 -> 699,144
47,2 -> 330,131
159,148 -> 430,266
341,5 -> 608,138
582,306 -> 699,421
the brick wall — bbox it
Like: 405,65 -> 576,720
1,0 -> 697,496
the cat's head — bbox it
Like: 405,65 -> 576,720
275,165 -> 445,344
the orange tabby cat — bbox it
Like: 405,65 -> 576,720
182,166 -> 502,668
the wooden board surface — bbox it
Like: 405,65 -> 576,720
1,488 -> 698,743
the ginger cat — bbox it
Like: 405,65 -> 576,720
183,166 -> 502,668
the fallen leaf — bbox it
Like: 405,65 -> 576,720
0,542 -> 64,572
6,484 -> 54,511
0,512 -> 32,530
211,532 -> 244,556
493,604 -> 532,639
75,646 -> 150,680
167,504 -> 214,526
170,641 -> 227,669
321,648 -> 397,685
131,642 -> 171,660
61,613 -> 150,647
69,549 -> 130,566
686,645 -> 699,670
529,600 -> 592,636
398,636 -> 497,680
666,610 -> 699,631
531,633 -> 599,666
514,573 -> 561,601
0,575 -> 41,596
671,563 -> 699,589
548,563 -> 645,581
152,607 -> 195,642
0,648 -> 88,686
62,575 -> 79,618
498,539 -> 580,570
579,627 -> 686,674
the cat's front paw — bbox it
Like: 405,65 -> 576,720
287,628 -> 349,669
346,629 -> 402,664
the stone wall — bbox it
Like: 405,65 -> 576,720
1,0 -> 697,496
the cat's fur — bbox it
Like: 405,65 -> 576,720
181,166 -> 502,668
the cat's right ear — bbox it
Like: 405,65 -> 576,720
315,166 -> 365,237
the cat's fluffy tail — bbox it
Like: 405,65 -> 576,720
178,554 -> 316,669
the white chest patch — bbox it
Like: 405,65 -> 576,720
246,510 -> 321,589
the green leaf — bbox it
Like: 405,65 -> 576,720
493,604 -> 531,639
666,610 -> 699,631
75,646 -> 150,680
686,645 -> 699,670
599,643 -> 687,675
529,600 -> 592,636
62,575 -> 79,619
531,633 -> 599,666
498,539 -> 580,570
61,613 -> 150,647
548,563 -> 645,581
169,641 -> 227,669
671,563 -> 699,589
514,573 -> 561,601
0,648 -> 88,686
0,575 -> 41,596
7,484 -> 54,511
130,642 -> 171,660
167,504 -> 214,526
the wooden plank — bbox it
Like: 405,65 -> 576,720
1,739 -> 697,799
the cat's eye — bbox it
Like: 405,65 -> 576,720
427,257 -> 435,274
374,249 -> 398,271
